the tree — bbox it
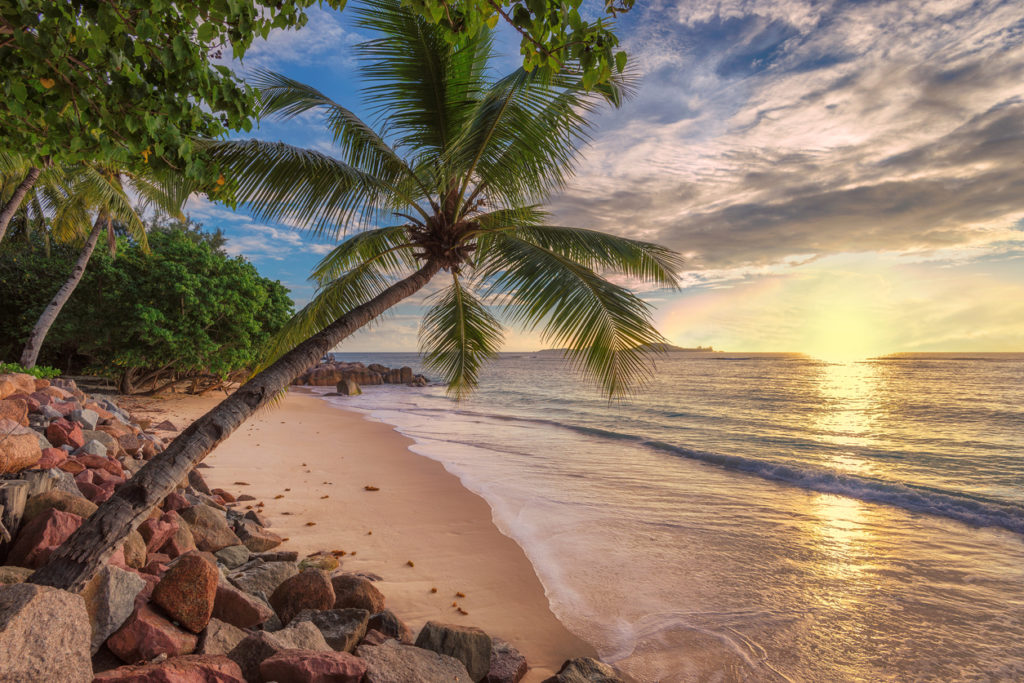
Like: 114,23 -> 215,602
30,0 -> 674,591
18,164 -> 186,368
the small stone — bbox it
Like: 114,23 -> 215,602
121,529 -> 147,569
331,572 -> 386,612
152,552 -> 219,633
415,620 -> 493,682
270,568 -> 336,626
71,408 -> 99,430
0,583 -> 92,683
106,603 -> 198,663
260,649 -> 367,683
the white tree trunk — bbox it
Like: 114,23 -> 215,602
0,167 -> 42,243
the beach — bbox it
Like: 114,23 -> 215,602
130,387 -> 594,681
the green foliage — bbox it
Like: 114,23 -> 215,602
212,2 -> 679,399
0,0 -> 343,184
0,361 -> 60,379
0,218 -> 293,386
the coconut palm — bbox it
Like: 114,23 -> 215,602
30,0 -> 683,591
17,162 -> 186,368
0,152 -> 47,243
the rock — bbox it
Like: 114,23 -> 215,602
360,629 -> 392,647
242,509 -> 269,526
293,607 -> 370,652
212,577 -> 276,629
180,503 -> 241,552
233,517 -> 284,552
121,529 -> 147,569
0,373 -> 36,398
36,446 -> 68,469
228,560 -> 298,598
299,553 -> 340,572
71,408 -> 99,430
60,458 -> 86,474
152,552 -> 219,633
142,552 -> 172,576
214,544 -> 250,569
254,549 -> 299,562
45,417 -> 85,449
139,510 -> 181,553
162,491 -> 191,512
153,419 -> 178,431
0,566 -> 33,584
23,488 -> 97,523
77,479 -> 114,503
415,621 -> 492,682
270,568 -> 336,625
82,429 -> 119,457
199,618 -> 248,656
227,622 -> 331,680
116,433 -> 143,457
80,565 -> 147,653
260,649 -> 368,683
75,439 -> 108,459
0,398 -> 28,426
542,658 -> 623,683
0,417 -> 43,473
358,638 -> 473,683
76,452 -> 123,476
337,378 -> 362,395
161,519 -> 198,558
486,638 -> 528,683
106,603 -> 198,663
368,610 -> 414,643
7,507 -> 83,568
93,654 -> 245,682
210,487 -> 236,503
331,572 -> 386,612
0,585 -> 89,682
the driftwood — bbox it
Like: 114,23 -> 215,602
0,480 -> 30,561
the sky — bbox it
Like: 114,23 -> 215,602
185,0 -> 1024,357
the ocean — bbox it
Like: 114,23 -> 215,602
320,351 -> 1024,682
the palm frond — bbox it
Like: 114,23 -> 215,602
479,233 -> 666,398
420,273 -> 503,398
310,225 -> 416,286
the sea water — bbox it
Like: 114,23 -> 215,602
319,352 -> 1024,681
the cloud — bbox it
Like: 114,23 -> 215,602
553,0 -> 1024,273
232,6 -> 356,72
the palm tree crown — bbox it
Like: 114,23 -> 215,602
211,0 -> 683,397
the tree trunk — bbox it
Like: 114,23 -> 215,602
29,260 -> 441,591
19,212 -> 107,369
0,166 -> 41,243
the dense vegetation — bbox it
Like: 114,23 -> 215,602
0,217 -> 292,393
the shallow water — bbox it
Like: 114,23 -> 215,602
320,352 -> 1024,681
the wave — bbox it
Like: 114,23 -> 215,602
340,395 -> 1024,536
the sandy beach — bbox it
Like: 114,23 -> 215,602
128,387 -> 594,681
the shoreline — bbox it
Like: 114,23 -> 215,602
136,387 -> 595,681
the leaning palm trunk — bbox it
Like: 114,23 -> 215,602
19,211 -> 107,368
0,166 -> 42,242
29,261 -> 440,591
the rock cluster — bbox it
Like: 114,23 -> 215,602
293,361 -> 429,389
0,371 -> 625,682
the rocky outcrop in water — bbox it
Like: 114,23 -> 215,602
292,361 -> 429,389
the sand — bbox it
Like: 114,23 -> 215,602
128,388 -> 593,680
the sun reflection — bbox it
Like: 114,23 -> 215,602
812,360 -> 883,459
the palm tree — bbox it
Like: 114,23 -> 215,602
30,0 -> 683,591
18,163 -> 185,368
0,153 -> 47,243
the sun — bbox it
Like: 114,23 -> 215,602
804,304 -> 885,362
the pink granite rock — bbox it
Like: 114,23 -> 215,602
260,649 -> 368,683
270,569 -> 336,626
7,508 -> 84,568
106,603 -> 198,663
212,578 -> 275,629
151,553 -> 219,633
93,654 -> 245,682
46,418 -> 84,448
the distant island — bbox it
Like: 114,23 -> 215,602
536,343 -> 717,355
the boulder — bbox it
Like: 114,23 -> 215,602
227,622 -> 331,680
7,507 -> 83,568
0,398 -> 28,426
214,544 -> 250,569
75,439 -> 108,459
116,433 -> 143,457
152,552 -> 219,633
270,568 -> 336,626
180,503 -> 241,552
260,649 -> 368,683
199,618 -> 248,656
542,658 -> 623,683
212,577 -> 276,629
0,373 -> 36,398
82,429 -> 120,457
368,609 -> 414,643
337,378 -> 362,395
233,517 -> 284,552
228,559 -> 298,598
486,638 -> 528,683
45,418 -> 85,449
71,408 -> 99,430
254,550 -> 299,563
106,603 -> 198,663
293,607 -> 370,652
160,520 -> 198,558
357,638 -> 472,683
76,452 -> 123,476
331,572 -> 386,612
0,583 -> 92,682
121,529 -> 147,569
79,565 -> 147,653
36,446 -> 68,469
0,566 -> 33,584
22,488 -> 97,523
93,654 -> 245,682
139,510 -> 181,553
299,553 -> 340,572
0,417 -> 42,473
415,620 -> 492,682
77,478 -> 114,503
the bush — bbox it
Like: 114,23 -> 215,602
0,362 -> 60,379
0,218 -> 294,392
